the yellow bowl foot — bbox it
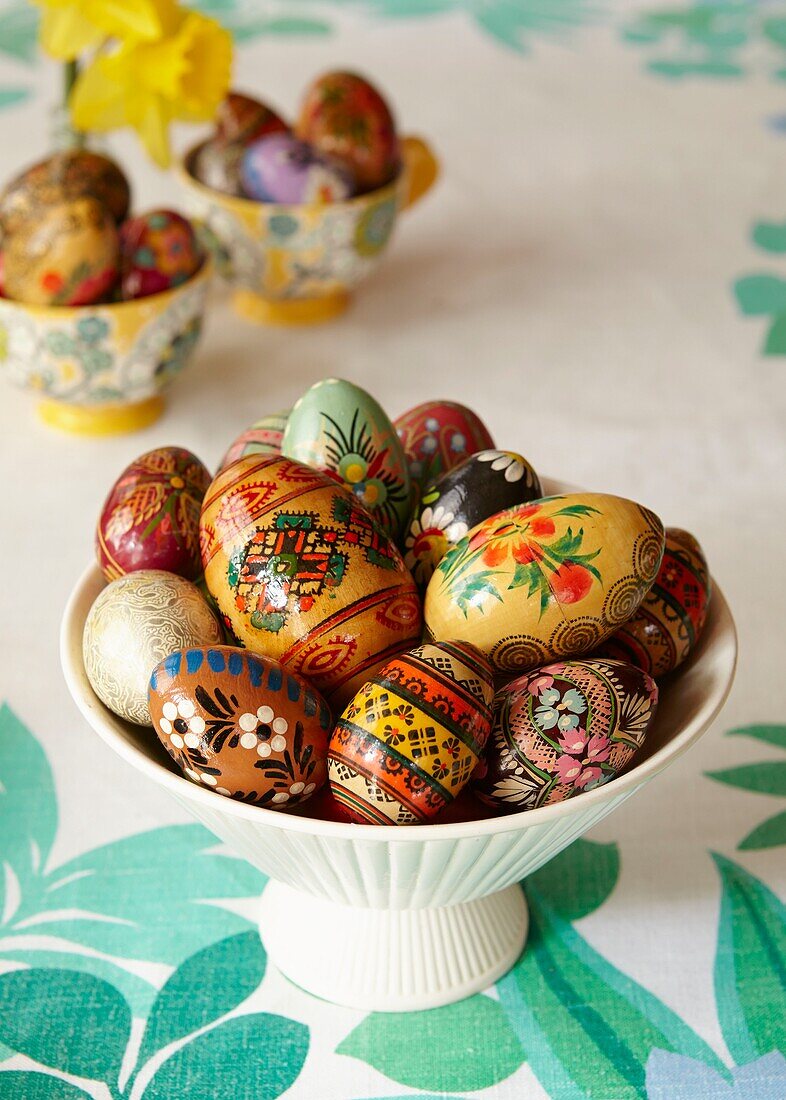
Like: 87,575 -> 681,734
37,395 -> 165,436
232,289 -> 350,326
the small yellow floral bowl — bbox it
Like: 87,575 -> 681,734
177,135 -> 438,325
0,260 -> 212,435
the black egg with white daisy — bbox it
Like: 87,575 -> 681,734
404,449 -> 542,590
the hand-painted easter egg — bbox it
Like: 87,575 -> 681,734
82,570 -> 223,725
148,645 -> 331,807
473,659 -> 658,813
404,449 -> 542,590
283,378 -> 410,538
216,93 -> 289,145
217,410 -> 290,473
200,454 -> 421,707
0,149 -> 130,234
96,447 -> 212,582
425,494 -> 665,674
297,71 -> 399,193
119,210 -> 202,300
329,641 -> 494,824
192,139 -> 246,197
241,133 -> 355,204
600,528 -> 711,677
394,401 -> 495,505
3,196 -> 119,306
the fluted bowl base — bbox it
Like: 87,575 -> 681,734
258,879 -> 528,1011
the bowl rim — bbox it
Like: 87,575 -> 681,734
177,138 -> 405,217
0,254 -> 213,320
61,560 -> 738,842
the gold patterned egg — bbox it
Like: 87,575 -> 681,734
199,454 -> 421,708
329,641 -> 494,824
472,658 -> 658,813
4,196 -> 119,306
424,493 -> 665,674
82,570 -> 223,726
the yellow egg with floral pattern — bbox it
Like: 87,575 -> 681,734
424,493 -> 665,674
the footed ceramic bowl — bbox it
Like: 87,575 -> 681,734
0,261 -> 211,435
177,136 -> 438,325
61,478 -> 736,1011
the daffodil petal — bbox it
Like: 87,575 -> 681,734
40,5 -> 103,60
70,57 -> 128,131
83,0 -> 178,42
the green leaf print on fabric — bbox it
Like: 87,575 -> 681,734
713,854 -> 786,1065
0,969 -> 131,1086
0,1073 -> 91,1099
0,88 -> 29,110
493,839 -> 727,1099
707,725 -> 786,850
337,994 -> 525,1092
0,704 -> 266,1016
142,1014 -> 309,1100
753,222 -> 786,254
0,3 -> 39,63
137,931 -> 267,1066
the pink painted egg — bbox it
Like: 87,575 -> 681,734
3,195 -> 119,306
149,645 -> 331,808
472,659 -> 658,814
297,71 -> 400,193
217,410 -> 290,473
241,133 -> 355,204
96,446 -> 211,581
119,209 -> 202,300
394,400 -> 495,504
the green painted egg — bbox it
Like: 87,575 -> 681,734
282,378 -> 410,539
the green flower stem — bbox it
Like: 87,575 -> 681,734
63,58 -> 85,148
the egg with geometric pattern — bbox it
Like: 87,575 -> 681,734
600,527 -> 711,677
328,641 -> 494,824
149,645 -> 331,808
217,410 -> 290,473
199,454 -> 421,709
472,658 -> 658,814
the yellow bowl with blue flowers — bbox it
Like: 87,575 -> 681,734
177,135 -> 438,325
0,259 -> 211,435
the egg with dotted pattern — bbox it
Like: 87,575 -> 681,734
148,645 -> 331,807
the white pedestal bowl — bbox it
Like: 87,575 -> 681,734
61,549 -> 736,1011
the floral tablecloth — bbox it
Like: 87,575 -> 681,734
0,2 -> 784,1098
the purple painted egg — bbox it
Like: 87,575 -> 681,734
96,446 -> 211,581
241,133 -> 355,204
119,209 -> 202,300
472,659 -> 658,814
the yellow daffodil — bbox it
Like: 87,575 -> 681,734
32,0 -> 171,61
70,8 -> 232,166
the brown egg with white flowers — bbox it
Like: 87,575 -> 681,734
149,645 -> 331,807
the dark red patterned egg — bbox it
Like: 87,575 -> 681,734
473,659 -> 658,814
97,446 -> 211,581
149,645 -> 331,807
296,71 -> 399,193
328,641 -> 494,824
600,528 -> 711,677
216,93 -> 288,146
119,209 -> 202,300
394,400 -> 495,505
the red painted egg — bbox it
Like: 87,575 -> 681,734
472,659 -> 658,814
149,645 -> 331,808
601,528 -> 711,677
3,195 -> 119,306
217,410 -> 290,473
216,92 -> 288,146
97,446 -> 211,581
119,209 -> 202,300
394,400 -> 495,504
297,71 -> 400,193
328,641 -> 494,824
